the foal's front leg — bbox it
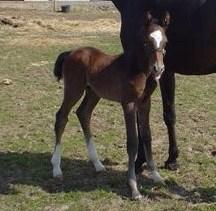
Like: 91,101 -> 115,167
122,102 -> 142,200
135,76 -> 157,173
137,98 -> 163,183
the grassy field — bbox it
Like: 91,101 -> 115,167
0,6 -> 215,211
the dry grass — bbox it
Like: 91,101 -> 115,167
0,7 -> 120,47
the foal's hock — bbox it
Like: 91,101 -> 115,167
51,11 -> 170,200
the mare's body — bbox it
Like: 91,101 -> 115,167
112,0 -> 216,170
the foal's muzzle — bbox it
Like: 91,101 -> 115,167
153,65 -> 165,81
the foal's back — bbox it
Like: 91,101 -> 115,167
64,47 -> 117,74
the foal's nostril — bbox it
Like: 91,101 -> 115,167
160,66 -> 165,73
153,65 -> 158,72
154,65 -> 165,73
153,64 -> 165,81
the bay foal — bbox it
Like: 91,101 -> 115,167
51,11 -> 170,199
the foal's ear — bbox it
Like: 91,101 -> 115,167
144,11 -> 153,25
161,11 -> 170,29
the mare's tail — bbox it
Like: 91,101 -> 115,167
53,51 -> 71,81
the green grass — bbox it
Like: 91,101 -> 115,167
0,7 -> 216,211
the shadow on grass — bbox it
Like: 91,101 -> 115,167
0,151 -> 130,198
164,179 -> 216,203
0,151 -> 215,203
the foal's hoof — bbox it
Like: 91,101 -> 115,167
148,171 -> 164,184
95,161 -> 106,172
53,168 -> 63,180
96,166 -> 106,173
164,161 -> 179,171
131,191 -> 142,200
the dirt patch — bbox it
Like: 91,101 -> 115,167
0,14 -> 120,32
1,14 -> 120,47
0,16 -> 24,28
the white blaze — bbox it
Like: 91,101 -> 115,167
150,30 -> 163,48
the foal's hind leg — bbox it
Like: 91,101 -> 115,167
76,87 -> 105,172
51,85 -> 84,178
137,98 -> 163,183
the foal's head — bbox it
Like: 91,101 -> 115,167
138,11 -> 170,81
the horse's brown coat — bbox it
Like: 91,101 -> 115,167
51,12 -> 170,200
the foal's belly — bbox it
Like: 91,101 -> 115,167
89,79 -> 123,102
88,73 -> 147,104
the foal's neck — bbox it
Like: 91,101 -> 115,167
122,48 -> 149,76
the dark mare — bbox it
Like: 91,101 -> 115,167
112,0 -> 216,171
51,11 -> 170,199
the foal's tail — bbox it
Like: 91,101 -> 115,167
53,51 -> 71,81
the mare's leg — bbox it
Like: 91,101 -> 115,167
51,77 -> 85,178
137,98 -> 163,183
122,103 -> 142,200
76,87 -> 105,172
160,71 -> 179,170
